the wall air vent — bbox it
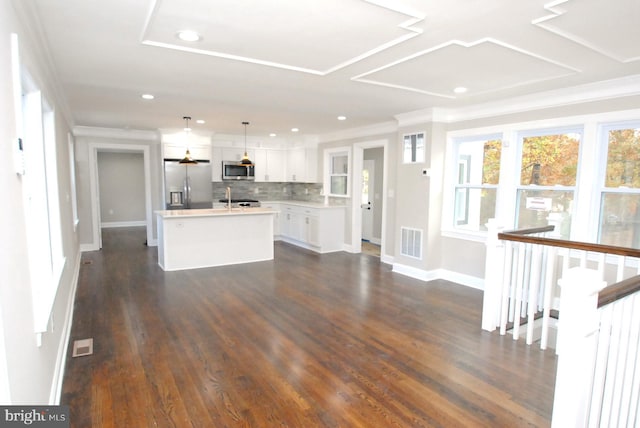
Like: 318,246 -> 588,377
401,227 -> 422,259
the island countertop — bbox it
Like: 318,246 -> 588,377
156,207 -> 278,219
156,207 -> 276,271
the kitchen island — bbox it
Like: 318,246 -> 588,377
156,207 -> 277,271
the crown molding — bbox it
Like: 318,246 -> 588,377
390,74 -> 640,128
73,126 -> 160,142
318,121 -> 397,143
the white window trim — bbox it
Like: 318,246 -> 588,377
402,131 -> 426,164
442,132 -> 504,236
442,109 -> 640,243
324,146 -> 351,198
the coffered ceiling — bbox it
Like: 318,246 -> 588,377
19,0 -> 640,139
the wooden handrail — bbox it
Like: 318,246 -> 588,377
598,275 -> 640,308
502,225 -> 555,236
497,226 -> 640,307
498,229 -> 640,258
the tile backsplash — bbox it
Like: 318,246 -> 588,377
212,182 -> 325,203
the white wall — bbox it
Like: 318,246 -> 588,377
98,152 -> 146,225
319,96 -> 640,287
1,0 -> 80,403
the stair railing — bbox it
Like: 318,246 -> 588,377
483,219 -> 640,350
552,271 -> 640,427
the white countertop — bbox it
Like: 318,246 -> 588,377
156,207 -> 278,218
261,200 -> 347,209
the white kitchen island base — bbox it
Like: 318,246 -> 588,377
156,208 -> 276,271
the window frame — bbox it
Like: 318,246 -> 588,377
596,120 -> 640,247
443,133 -> 503,239
513,126 -> 584,239
324,146 -> 351,198
443,110 -> 640,246
402,132 -> 425,164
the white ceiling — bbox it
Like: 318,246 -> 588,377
22,0 -> 640,139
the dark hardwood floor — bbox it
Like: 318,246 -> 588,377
61,227 -> 557,427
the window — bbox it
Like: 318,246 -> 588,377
403,132 -> 425,163
68,133 -> 79,229
451,135 -> 502,232
325,148 -> 350,197
445,113 -> 640,246
14,34 -> 65,335
598,123 -> 640,247
514,128 -> 582,239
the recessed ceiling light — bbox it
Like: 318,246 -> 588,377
177,30 -> 201,42
291,128 -> 299,132
196,119 -> 205,124
337,115 -> 347,121
141,94 -> 154,100
269,133 -> 277,137
453,86 -> 468,94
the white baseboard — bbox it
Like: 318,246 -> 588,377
380,254 -> 394,265
101,220 -> 146,228
50,249 -> 81,404
438,269 -> 484,290
392,263 -> 484,290
79,243 -> 99,252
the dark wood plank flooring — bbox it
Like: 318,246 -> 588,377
61,227 -> 557,427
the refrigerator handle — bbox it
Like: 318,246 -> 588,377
184,176 -> 191,207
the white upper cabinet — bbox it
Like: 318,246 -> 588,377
305,147 -> 318,183
211,147 -> 222,182
210,143 -> 317,183
163,143 -> 211,161
286,147 -> 318,183
267,149 -> 287,182
255,149 -> 287,182
287,148 -> 306,182
222,147 -> 254,162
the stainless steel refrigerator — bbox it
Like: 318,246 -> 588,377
164,160 -> 212,209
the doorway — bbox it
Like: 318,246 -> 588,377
88,143 -> 153,250
351,140 -> 388,259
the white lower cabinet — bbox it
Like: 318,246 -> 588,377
277,203 -> 344,253
261,203 -> 281,237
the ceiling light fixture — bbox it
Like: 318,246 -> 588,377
337,115 -> 346,121
453,86 -> 468,94
141,94 -> 154,100
196,119 -> 205,124
177,30 -> 201,42
240,121 -> 253,166
179,116 -> 198,165
269,133 -> 277,137
291,128 -> 299,132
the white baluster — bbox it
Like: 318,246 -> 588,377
540,246 -> 557,350
526,243 -> 542,345
551,267 -> 606,428
482,219 -> 504,331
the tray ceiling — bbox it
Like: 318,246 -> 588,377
21,0 -> 640,136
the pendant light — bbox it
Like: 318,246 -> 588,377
179,116 -> 198,164
239,121 -> 253,166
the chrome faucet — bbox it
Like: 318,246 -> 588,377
225,186 -> 231,211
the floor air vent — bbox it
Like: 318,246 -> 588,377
72,338 -> 94,357
401,227 -> 422,259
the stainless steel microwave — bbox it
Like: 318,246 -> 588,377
222,161 -> 255,180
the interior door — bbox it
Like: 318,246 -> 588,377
361,160 -> 374,242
